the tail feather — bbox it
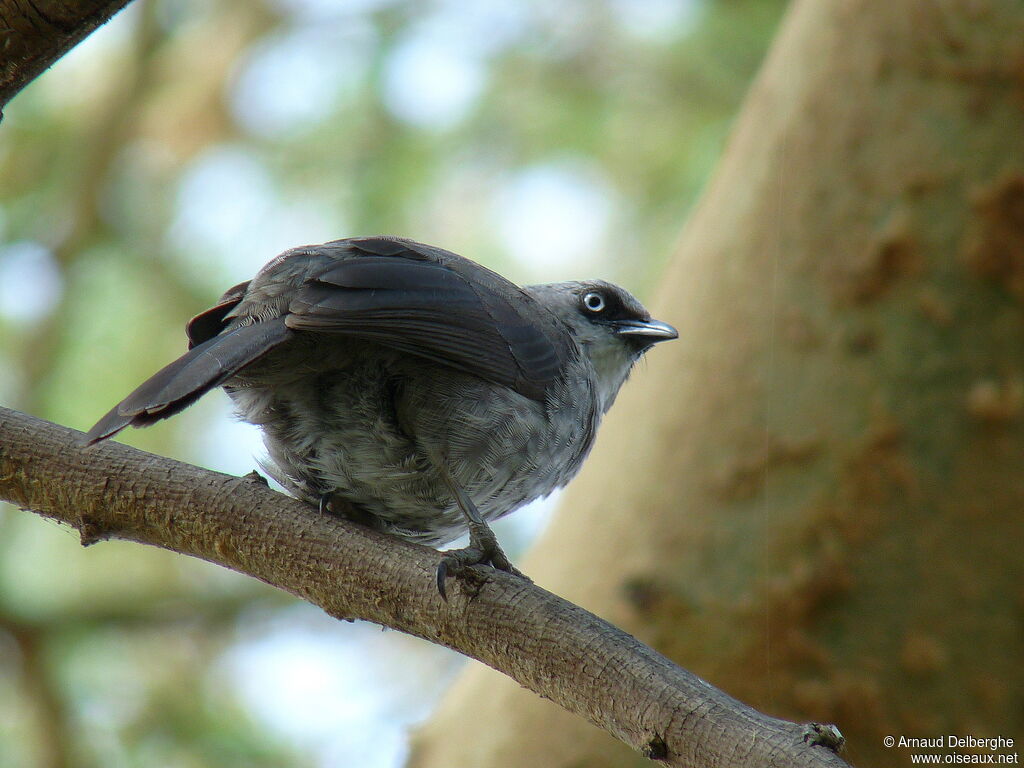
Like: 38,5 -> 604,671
85,319 -> 292,444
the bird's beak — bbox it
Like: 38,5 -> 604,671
614,318 -> 678,343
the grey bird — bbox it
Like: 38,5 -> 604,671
86,236 -> 677,597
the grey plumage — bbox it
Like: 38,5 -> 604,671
87,236 -> 676,556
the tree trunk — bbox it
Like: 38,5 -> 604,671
408,1 -> 1024,766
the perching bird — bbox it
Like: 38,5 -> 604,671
86,236 -> 677,597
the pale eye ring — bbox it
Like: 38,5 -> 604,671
582,291 -> 606,313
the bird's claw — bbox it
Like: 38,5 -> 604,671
435,547 -> 488,601
436,558 -> 450,600
436,538 -> 529,601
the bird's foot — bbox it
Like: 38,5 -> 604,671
436,519 -> 529,601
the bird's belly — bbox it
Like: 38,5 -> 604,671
226,358 -> 594,546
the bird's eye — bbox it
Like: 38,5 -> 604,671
582,291 -> 606,314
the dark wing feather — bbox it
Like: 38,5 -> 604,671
186,280 -> 250,348
85,318 -> 292,443
285,252 -> 566,401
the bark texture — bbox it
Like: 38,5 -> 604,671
409,1 -> 1024,767
0,0 -> 135,113
0,406 -> 853,768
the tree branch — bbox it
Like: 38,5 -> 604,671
0,0 -> 136,115
0,405 -> 853,768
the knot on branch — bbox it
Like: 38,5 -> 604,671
77,515 -> 109,546
642,733 -> 669,761
803,722 -> 846,753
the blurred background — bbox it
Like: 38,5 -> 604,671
0,0 -> 787,765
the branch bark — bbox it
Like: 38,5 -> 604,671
0,405 -> 852,768
0,0 -> 136,115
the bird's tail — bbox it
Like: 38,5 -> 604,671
85,318 -> 292,444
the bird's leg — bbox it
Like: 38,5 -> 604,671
436,478 -> 528,601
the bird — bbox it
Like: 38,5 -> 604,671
86,236 -> 677,598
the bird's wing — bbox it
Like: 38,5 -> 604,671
285,238 -> 567,402
85,237 -> 567,444
85,318 -> 293,443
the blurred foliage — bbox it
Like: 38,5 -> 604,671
0,0 -> 785,765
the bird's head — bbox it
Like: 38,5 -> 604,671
526,280 -> 677,413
